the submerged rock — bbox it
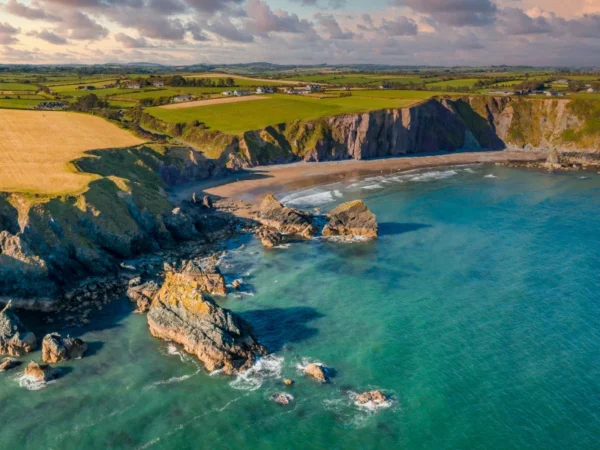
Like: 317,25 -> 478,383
127,280 -> 160,313
272,392 -> 294,406
322,200 -> 378,239
0,302 -> 37,357
42,333 -> 88,364
256,227 -> 284,248
0,358 -> 19,372
147,268 -> 268,375
304,363 -> 331,383
257,195 -> 316,238
24,361 -> 58,383
356,390 -> 389,406
283,378 -> 294,387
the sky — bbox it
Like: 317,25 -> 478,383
0,0 -> 599,66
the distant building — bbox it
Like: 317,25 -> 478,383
306,84 -> 322,93
379,81 -> 392,89
234,90 -> 250,96
284,88 -> 298,95
152,80 -> 165,87
126,83 -> 141,89
256,87 -> 274,94
77,85 -> 96,90
222,91 -> 234,96
587,88 -> 596,93
173,95 -> 194,103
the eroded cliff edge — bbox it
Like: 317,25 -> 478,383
141,96 -> 600,167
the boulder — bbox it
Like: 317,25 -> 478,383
304,363 -> 331,383
272,393 -> 294,406
356,390 -> 389,406
23,361 -> 58,383
232,280 -> 242,291
322,200 -> 378,239
147,268 -> 268,375
202,195 -> 214,209
0,358 -> 19,372
257,194 -> 316,238
179,260 -> 227,296
0,302 -> 37,357
42,333 -> 88,364
283,378 -> 294,387
127,280 -> 160,313
256,227 -> 284,248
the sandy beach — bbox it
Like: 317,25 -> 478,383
174,150 -> 546,209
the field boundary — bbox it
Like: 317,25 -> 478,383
159,95 -> 269,110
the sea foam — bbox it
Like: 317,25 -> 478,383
230,354 -> 284,391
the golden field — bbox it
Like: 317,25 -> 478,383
0,110 -> 144,195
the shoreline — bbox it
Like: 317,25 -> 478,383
173,150 -> 546,212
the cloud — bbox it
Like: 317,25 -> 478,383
381,16 -> 419,36
114,32 -> 154,48
395,0 -> 498,27
290,0 -> 347,8
315,13 -> 354,39
62,11 -> 109,40
28,29 -> 69,44
500,7 -> 553,34
245,0 -> 314,34
4,0 -> 62,22
0,22 -> 20,44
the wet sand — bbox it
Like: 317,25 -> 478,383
174,150 -> 546,209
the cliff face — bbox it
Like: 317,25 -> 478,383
145,97 -> 598,169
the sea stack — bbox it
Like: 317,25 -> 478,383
257,194 -> 317,238
322,200 -> 378,239
42,333 -> 88,364
147,262 -> 268,375
0,301 -> 37,357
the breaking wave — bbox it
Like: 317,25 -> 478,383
230,355 -> 284,391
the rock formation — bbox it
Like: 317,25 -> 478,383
356,390 -> 389,406
272,393 -> 294,406
23,361 -> 58,383
257,195 -> 316,238
42,333 -> 88,364
304,363 -> 331,383
0,358 -> 18,372
178,259 -> 227,296
322,200 -> 378,239
0,302 -> 37,357
147,266 -> 268,375
127,279 -> 160,313
256,226 -> 284,248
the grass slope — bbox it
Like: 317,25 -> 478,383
146,92 -> 437,134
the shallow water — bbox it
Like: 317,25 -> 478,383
2,165 -> 600,450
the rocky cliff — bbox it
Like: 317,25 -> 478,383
144,97 -> 600,168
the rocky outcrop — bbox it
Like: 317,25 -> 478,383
0,358 -> 19,372
42,333 -> 88,364
272,393 -> 294,406
304,363 -> 331,383
23,361 -> 58,383
127,279 -> 160,313
256,226 -> 284,248
147,266 -> 267,374
356,390 -> 389,406
257,195 -> 316,238
177,259 -> 227,296
0,302 -> 37,357
322,201 -> 378,239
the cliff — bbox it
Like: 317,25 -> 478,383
143,96 -> 600,168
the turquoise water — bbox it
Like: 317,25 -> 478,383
2,165 -> 600,449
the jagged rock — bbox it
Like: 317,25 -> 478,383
180,259 -> 227,296
203,195 -> 214,209
163,208 -> 200,241
257,195 -> 316,238
0,358 -> 19,372
127,280 -> 160,313
147,268 -> 268,375
42,333 -> 88,364
304,363 -> 331,383
272,393 -> 294,406
256,227 -> 284,248
356,390 -> 389,406
24,361 -> 58,382
322,201 -> 378,239
0,302 -> 37,357
232,280 -> 242,291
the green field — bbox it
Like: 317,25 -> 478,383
0,82 -> 38,91
291,74 -> 428,86
184,76 -> 282,87
51,80 -> 119,92
112,89 -> 181,100
425,78 -> 482,88
146,93 -> 437,134
330,89 -> 449,100
0,98 -> 43,109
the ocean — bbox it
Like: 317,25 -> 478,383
2,164 -> 599,449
